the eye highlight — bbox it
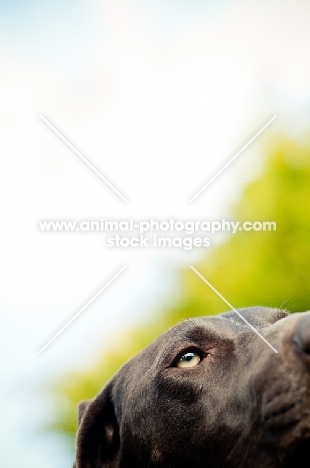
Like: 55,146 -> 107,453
176,351 -> 201,368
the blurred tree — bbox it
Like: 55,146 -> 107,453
47,135 -> 310,451
172,135 -> 310,319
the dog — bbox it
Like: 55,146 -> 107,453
73,307 -> 310,467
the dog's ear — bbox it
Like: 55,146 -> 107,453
78,400 -> 92,424
75,384 -> 120,468
73,401 -> 92,468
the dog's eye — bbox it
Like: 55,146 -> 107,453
176,352 -> 201,368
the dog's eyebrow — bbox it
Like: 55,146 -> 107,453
178,313 -> 202,332
158,320 -> 233,364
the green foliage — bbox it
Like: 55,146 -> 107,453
173,136 -> 310,318
47,135 -> 310,449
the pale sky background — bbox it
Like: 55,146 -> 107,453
1,0 -> 310,466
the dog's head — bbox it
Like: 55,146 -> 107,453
74,307 -> 310,467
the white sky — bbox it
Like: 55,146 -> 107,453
1,0 -> 310,466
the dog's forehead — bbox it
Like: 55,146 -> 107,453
162,306 -> 288,339
117,307 -> 289,384
137,307 -> 287,358
145,315 -> 233,356
120,317 -> 226,376
164,315 -> 227,338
